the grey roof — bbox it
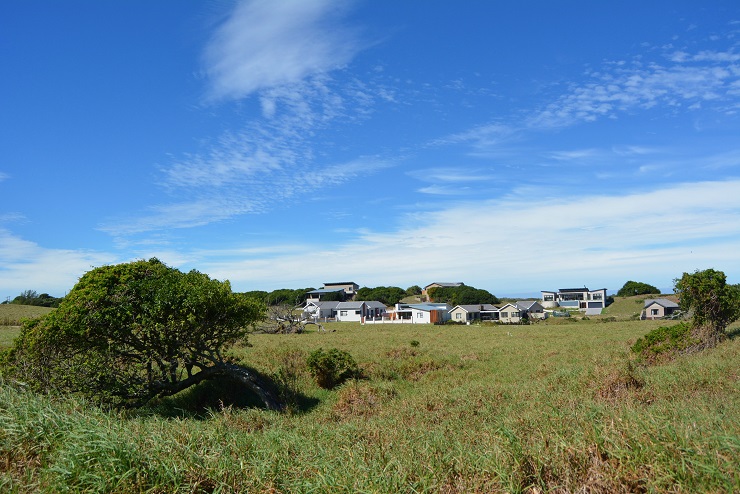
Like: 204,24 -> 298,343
480,304 -> 499,311
424,282 -> 463,289
450,304 -> 484,313
323,282 -> 358,287
644,298 -> 679,309
515,300 -> 542,310
336,301 -> 367,309
305,301 -> 340,309
408,303 -> 449,311
364,301 -> 387,310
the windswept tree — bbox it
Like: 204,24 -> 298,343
674,268 -> 740,347
6,258 -> 282,410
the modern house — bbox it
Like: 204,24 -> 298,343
392,303 -> 451,324
306,282 -> 359,302
641,298 -> 680,320
541,287 -> 607,315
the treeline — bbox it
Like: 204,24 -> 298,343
241,288 -> 316,306
2,290 -> 63,308
427,285 -> 499,306
355,285 -> 422,306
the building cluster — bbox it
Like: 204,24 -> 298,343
303,282 -> 615,324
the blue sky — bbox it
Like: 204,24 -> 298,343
2,0 -> 740,299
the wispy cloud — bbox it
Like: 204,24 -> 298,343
528,52 -> 740,129
202,0 -> 363,102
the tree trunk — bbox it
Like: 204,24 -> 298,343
154,362 -> 284,411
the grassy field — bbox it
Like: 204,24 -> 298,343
0,313 -> 738,493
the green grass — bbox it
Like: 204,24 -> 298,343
602,294 -> 678,320
1,319 -> 738,492
0,304 -> 53,326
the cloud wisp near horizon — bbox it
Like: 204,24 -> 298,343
1,1 -> 739,297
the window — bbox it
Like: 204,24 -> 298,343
417,312 -> 423,319
544,295 -> 554,301
340,310 -> 348,316
500,312 -> 508,318
355,310 -> 361,315
593,292 -> 603,300
651,309 -> 659,316
512,311 -> 520,318
455,313 -> 462,319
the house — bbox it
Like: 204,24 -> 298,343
448,304 -> 500,323
306,281 -> 359,302
515,300 -> 547,320
641,298 -> 680,320
303,300 -> 340,320
364,301 -> 388,319
335,301 -> 368,322
497,303 -> 524,324
394,303 -> 450,324
541,287 -> 607,315
422,282 -> 463,301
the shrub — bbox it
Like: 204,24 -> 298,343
306,348 -> 360,389
631,322 -> 697,362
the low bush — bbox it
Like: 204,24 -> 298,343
631,322 -> 697,362
306,348 -> 360,389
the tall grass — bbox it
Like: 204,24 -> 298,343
0,319 -> 738,492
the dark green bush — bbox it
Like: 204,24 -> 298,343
306,348 -> 359,389
631,322 -> 697,361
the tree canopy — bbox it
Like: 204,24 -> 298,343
355,286 -> 406,306
3,290 -> 62,307
616,280 -> 660,297
427,285 -> 499,306
674,268 -> 740,337
6,259 -> 281,410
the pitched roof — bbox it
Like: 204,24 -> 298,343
336,301 -> 366,309
450,304 -> 484,313
305,301 -> 341,309
424,282 -> 463,289
363,301 -> 387,309
515,300 -> 542,310
644,298 -> 679,309
307,287 -> 345,294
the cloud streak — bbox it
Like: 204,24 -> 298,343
202,0 -> 362,102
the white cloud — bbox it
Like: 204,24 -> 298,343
197,179 -> 740,294
202,0 -> 362,102
0,229 -> 117,297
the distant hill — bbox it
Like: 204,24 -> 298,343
0,304 -> 53,326
602,294 -> 678,319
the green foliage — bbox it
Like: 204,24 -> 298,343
674,268 -> 740,334
5,258 -> 273,409
4,289 -> 62,307
306,347 -> 359,389
355,286 -> 406,305
631,322 -> 696,360
427,284 -> 499,306
616,280 -> 660,297
405,285 -> 422,296
242,288 -> 314,306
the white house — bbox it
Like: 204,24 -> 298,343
335,301 -> 367,322
393,303 -> 450,324
541,287 -> 607,315
303,300 -> 340,320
